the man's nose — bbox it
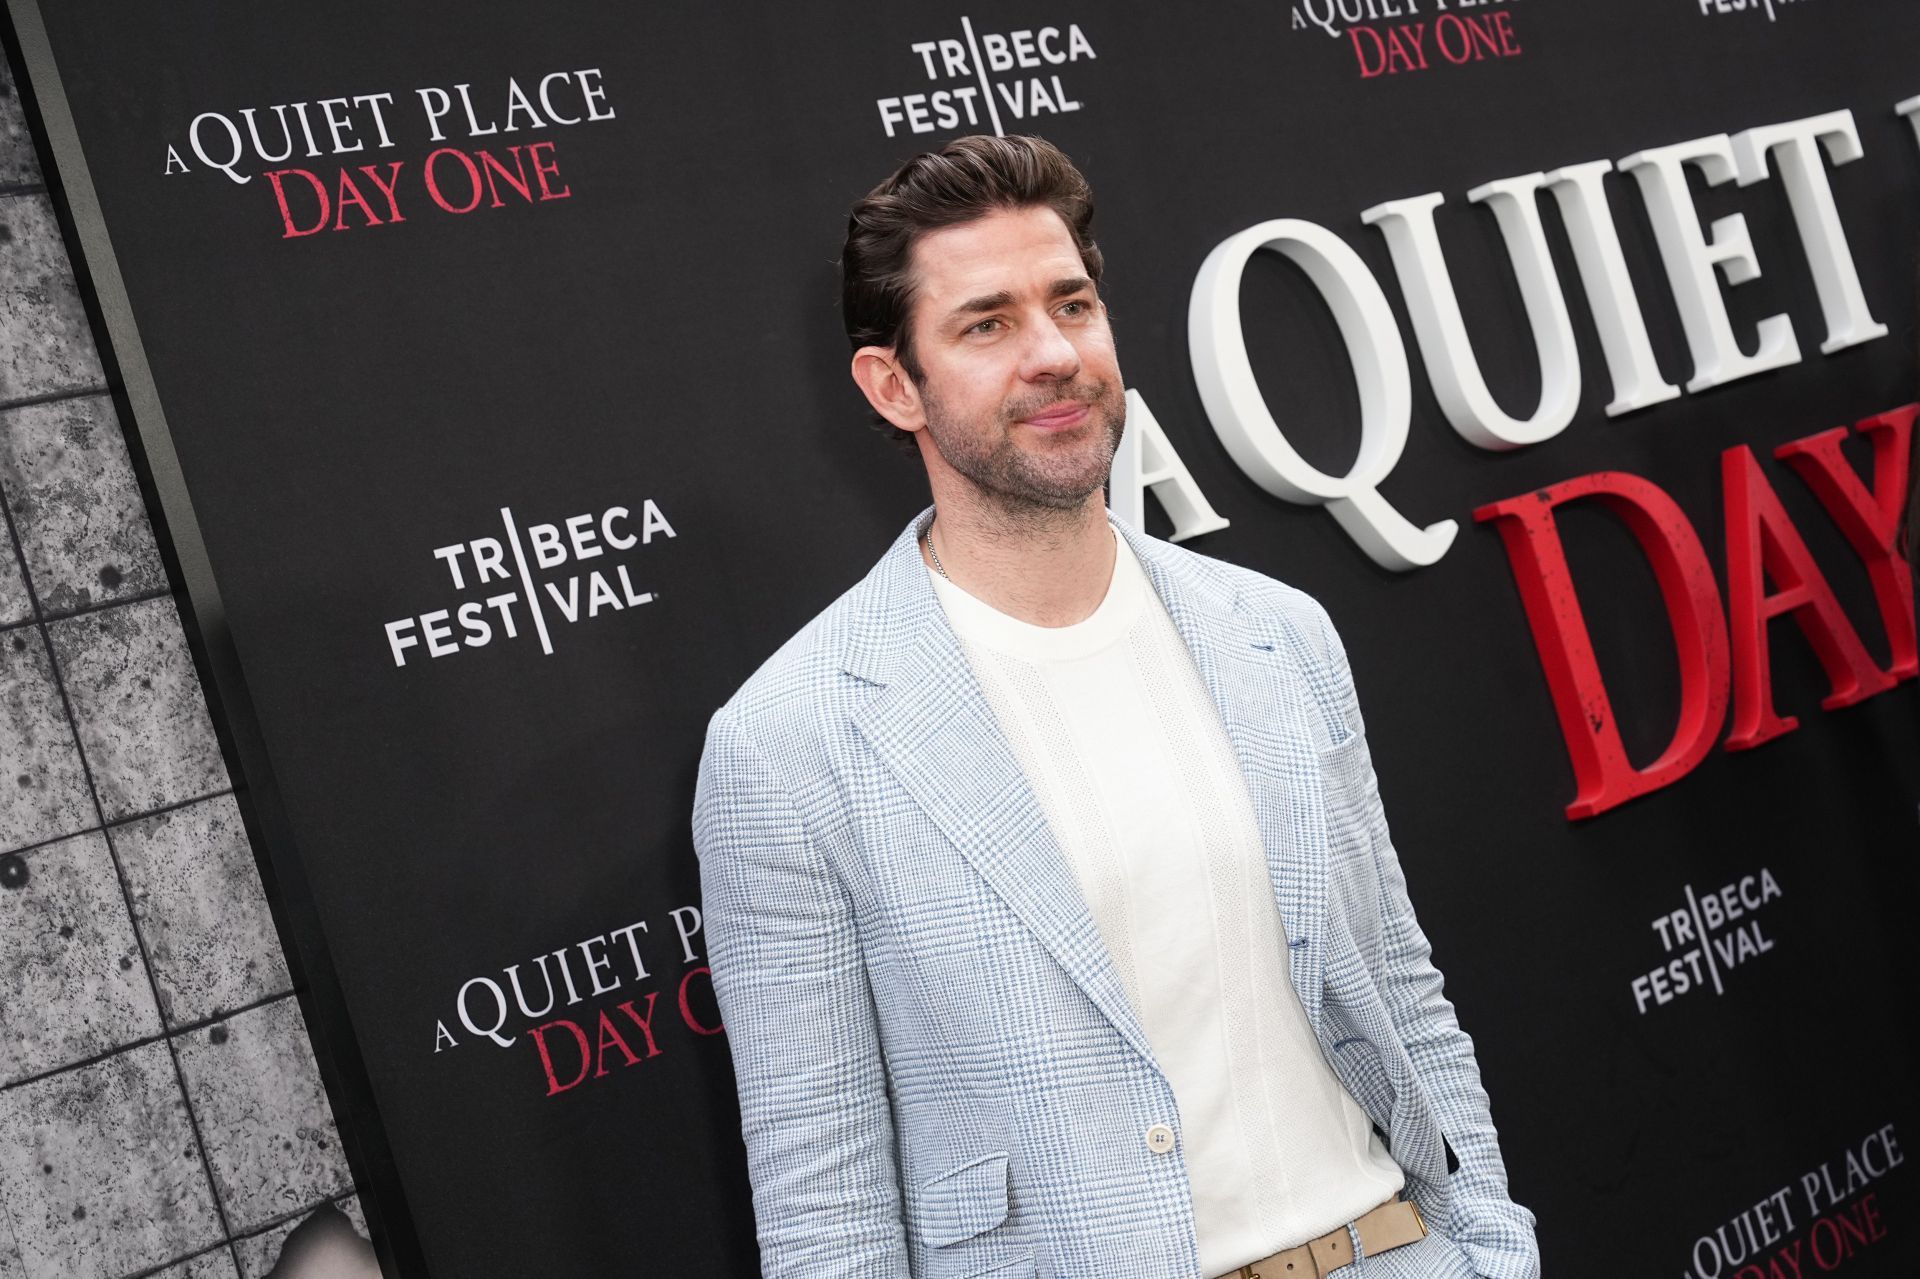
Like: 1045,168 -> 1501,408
1020,315 -> 1082,382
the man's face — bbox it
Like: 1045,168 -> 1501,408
899,205 -> 1125,513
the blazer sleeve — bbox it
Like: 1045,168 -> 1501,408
1312,603 -> 1543,1279
693,701 -> 910,1279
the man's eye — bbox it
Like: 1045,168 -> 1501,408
969,318 -> 1003,334
1059,300 -> 1089,317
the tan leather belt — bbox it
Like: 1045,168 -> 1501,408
1215,1198 -> 1427,1279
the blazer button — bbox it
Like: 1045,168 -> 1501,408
1145,1124 -> 1176,1155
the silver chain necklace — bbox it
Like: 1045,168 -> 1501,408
922,525 -> 950,580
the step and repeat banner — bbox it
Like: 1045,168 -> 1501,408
8,0 -> 1919,1274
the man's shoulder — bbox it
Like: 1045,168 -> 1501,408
1130,527 -> 1339,660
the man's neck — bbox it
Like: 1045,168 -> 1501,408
921,493 -> 1116,628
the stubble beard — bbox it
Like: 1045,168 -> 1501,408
919,376 -> 1127,525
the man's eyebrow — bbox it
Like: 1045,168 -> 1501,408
942,277 -> 1096,327
944,290 -> 1015,324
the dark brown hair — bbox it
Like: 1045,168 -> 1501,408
842,134 -> 1104,436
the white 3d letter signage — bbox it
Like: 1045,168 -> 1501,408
1156,106 -> 1898,573
1188,218 -> 1458,571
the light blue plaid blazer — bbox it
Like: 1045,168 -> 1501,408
694,510 -> 1540,1279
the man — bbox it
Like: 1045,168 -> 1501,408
694,134 -> 1539,1279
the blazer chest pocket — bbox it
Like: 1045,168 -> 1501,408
1316,731 -> 1373,855
918,1151 -> 1011,1248
1316,727 -> 1366,793
1316,733 -> 1385,950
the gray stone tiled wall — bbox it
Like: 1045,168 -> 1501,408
0,60 -> 372,1279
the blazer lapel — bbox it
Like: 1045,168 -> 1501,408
1120,521 -> 1334,1032
845,512 -> 1162,1070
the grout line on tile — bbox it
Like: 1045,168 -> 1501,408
164,987 -> 301,1043
103,786 -> 238,831
0,428 -> 31,621
0,1196 -> 24,1277
113,1233 -> 232,1279
0,787 -> 235,863
0,986 -> 297,1093
0,382 -> 112,414
0,819 -> 111,864
115,1185 -> 355,1279
40,587 -> 175,626
236,1190 -> 356,1240
0,587 -> 174,637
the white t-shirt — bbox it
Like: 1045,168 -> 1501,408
928,526 -> 1404,1275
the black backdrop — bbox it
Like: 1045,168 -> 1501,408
6,1 -> 1918,1275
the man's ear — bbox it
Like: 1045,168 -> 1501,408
851,346 -> 925,435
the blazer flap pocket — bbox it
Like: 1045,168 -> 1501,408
919,1151 -> 1010,1247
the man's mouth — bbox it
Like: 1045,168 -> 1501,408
1018,400 -> 1092,431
